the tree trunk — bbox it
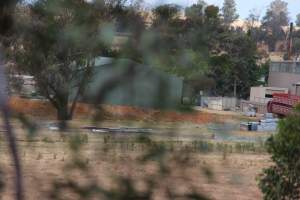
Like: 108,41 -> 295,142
0,47 -> 24,200
57,103 -> 70,121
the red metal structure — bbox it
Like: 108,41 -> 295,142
267,93 -> 300,116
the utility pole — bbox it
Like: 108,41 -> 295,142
0,1 -> 25,199
233,78 -> 237,97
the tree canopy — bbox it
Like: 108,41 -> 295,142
150,2 -> 260,99
14,0 -> 114,120
0,0 -> 20,36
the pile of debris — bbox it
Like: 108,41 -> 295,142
240,113 -> 279,132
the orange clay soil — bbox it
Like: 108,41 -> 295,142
8,96 -> 225,124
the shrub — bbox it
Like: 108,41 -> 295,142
259,105 -> 300,200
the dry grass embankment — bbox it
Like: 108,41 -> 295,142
9,96 -> 223,124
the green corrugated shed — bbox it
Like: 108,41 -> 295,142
84,57 -> 183,108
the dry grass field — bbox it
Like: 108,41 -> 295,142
0,97 -> 273,199
0,127 -> 271,200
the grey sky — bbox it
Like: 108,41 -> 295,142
145,0 -> 300,21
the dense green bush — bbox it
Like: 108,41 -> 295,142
259,105 -> 300,200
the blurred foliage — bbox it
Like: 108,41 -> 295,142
0,0 -> 20,36
15,112 -> 38,138
259,106 -> 300,200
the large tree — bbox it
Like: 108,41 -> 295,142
209,31 -> 260,98
185,4 -> 222,54
261,0 -> 289,51
15,0 -> 111,121
222,0 -> 239,25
